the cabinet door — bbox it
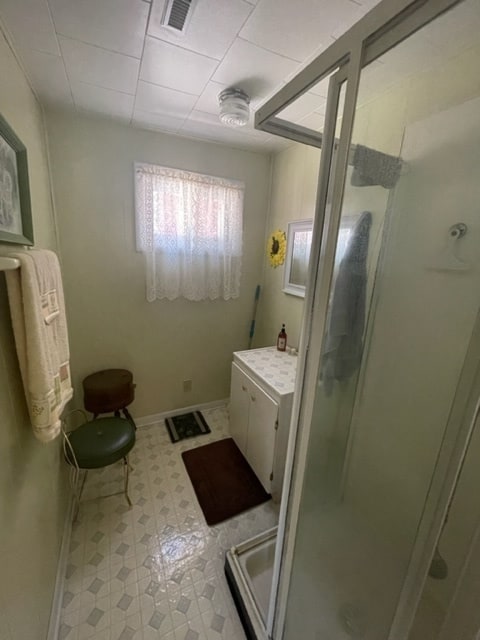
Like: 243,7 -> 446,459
229,363 -> 250,456
245,379 -> 278,492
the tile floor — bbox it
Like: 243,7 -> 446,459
60,406 -> 279,640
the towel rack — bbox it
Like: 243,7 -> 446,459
0,257 -> 21,271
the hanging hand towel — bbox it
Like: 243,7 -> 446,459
5,249 -> 73,442
351,144 -> 402,190
321,211 -> 372,396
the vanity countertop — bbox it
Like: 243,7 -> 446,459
233,346 -> 298,398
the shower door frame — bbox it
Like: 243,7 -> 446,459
255,0 -> 476,638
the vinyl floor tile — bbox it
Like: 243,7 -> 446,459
60,406 -> 279,639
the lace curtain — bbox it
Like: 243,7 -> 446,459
135,163 -> 244,302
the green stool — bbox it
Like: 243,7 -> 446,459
63,412 -> 136,519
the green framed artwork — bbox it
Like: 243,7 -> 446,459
0,113 -> 33,245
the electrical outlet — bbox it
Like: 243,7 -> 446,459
183,379 -> 192,392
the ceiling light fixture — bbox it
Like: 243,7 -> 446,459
218,88 -> 250,127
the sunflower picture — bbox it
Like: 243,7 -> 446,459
268,229 -> 286,267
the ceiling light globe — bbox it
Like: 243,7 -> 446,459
218,88 -> 250,127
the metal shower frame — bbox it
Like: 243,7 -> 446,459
254,1 -> 476,638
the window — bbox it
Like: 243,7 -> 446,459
135,163 -> 244,302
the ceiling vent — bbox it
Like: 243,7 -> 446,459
161,0 -> 196,33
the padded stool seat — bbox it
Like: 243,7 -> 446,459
66,417 -> 135,469
83,369 -> 136,429
63,415 -> 136,519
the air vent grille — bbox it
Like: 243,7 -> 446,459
162,0 -> 194,33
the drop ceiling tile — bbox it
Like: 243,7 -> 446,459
136,81 -> 197,118
315,99 -> 328,116
48,0 -> 149,58
59,37 -> 139,94
298,112 -> 326,133
263,135 -> 292,152
231,137 -> 272,152
212,38 -> 298,99
148,0 -> 253,61
0,0 -> 60,55
19,48 -> 73,106
239,0 -> 360,62
351,0 -> 382,9
71,82 -> 134,121
247,125 -> 273,141
278,92 -> 326,124
194,81 -> 227,115
309,77 -> 330,98
140,37 -> 219,95
180,113 -> 268,152
186,109 -> 269,140
336,88 -> 346,118
133,109 -> 185,133
187,109 -> 233,128
289,37 -> 336,93
331,1 -> 368,39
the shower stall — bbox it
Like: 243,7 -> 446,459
226,0 -> 480,638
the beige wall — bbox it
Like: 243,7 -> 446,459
0,28 -> 68,640
45,110 -> 271,418
254,143 -> 320,350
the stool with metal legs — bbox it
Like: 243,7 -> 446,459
62,410 -> 136,520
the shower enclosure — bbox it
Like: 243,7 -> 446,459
227,0 -> 480,639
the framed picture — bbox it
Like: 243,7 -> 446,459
0,113 -> 33,245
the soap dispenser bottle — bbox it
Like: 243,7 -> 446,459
277,324 -> 287,351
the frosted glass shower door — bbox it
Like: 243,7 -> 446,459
279,1 -> 480,639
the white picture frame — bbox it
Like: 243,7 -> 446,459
282,219 -> 313,298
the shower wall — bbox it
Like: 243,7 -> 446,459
410,412 -> 480,640
343,40 -> 480,629
282,7 -> 480,637
301,32 -> 480,549
345,94 -> 480,545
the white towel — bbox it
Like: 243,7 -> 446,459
6,249 -> 73,442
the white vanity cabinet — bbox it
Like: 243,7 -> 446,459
230,362 -> 278,491
229,347 -> 297,500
